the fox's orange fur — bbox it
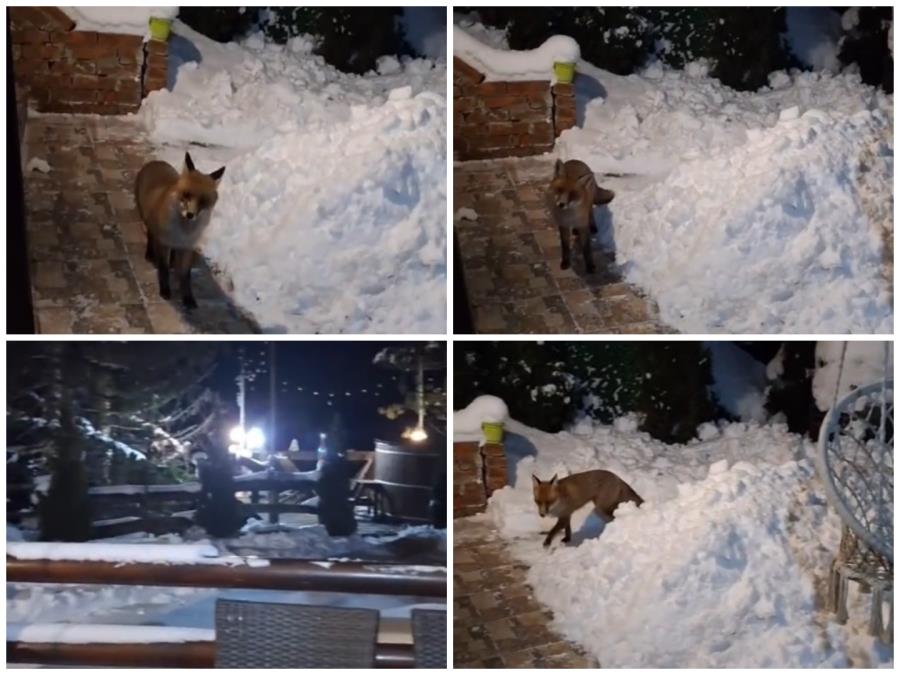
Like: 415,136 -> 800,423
532,469 -> 642,547
546,159 -> 615,274
134,152 -> 225,309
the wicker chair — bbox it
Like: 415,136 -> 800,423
215,599 -> 379,667
412,608 -> 447,668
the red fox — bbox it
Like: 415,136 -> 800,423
532,470 -> 642,547
547,159 -> 615,274
134,152 -> 225,309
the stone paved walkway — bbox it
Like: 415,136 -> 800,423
454,517 -> 597,668
21,114 -> 257,334
454,157 -> 672,334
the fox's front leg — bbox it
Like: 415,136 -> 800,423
562,520 -> 572,544
581,228 -> 596,274
543,516 -> 568,548
155,244 -> 172,299
558,225 -> 571,270
175,249 -> 197,309
145,233 -> 156,263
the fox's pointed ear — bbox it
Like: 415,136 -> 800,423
531,474 -> 541,487
554,159 -> 565,178
209,166 -> 226,183
549,474 -> 558,485
184,152 -> 195,173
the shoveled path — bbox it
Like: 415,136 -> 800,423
454,156 -> 672,334
454,517 -> 597,668
21,113 -> 256,333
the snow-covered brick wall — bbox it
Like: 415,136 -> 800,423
10,7 -> 168,115
454,55 -> 577,161
454,26 -> 580,82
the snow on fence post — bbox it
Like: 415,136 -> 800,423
9,7 -> 167,115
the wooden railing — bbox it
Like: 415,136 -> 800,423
7,555 -> 445,668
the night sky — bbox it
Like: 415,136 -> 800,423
211,341 -> 446,452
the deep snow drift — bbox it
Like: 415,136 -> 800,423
561,62 -> 893,334
455,19 -> 893,333
478,417 -> 892,667
140,20 -> 446,333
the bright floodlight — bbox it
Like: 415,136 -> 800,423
229,426 -> 245,445
408,426 -> 428,442
246,427 -> 265,450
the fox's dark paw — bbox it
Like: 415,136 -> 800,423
159,287 -> 171,300
560,260 -> 571,271
543,540 -> 552,549
561,536 -> 572,544
182,296 -> 198,310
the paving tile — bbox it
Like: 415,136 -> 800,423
456,156 -> 673,333
453,517 -> 599,667
21,114 -> 257,334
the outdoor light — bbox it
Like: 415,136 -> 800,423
246,427 -> 265,450
228,425 -> 265,456
408,426 -> 428,442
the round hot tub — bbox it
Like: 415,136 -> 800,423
373,440 -> 442,522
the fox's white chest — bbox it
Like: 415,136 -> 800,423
158,202 -> 211,249
551,205 -> 587,232
547,500 -> 567,518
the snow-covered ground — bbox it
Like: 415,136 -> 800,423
8,523 -> 446,647
140,14 -> 447,333
455,16 -> 893,333
473,417 -> 892,667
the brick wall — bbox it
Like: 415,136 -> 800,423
453,56 -> 577,161
10,7 -> 168,115
453,440 -> 509,518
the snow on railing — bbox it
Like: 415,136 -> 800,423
7,623 -> 213,645
6,541 -> 267,567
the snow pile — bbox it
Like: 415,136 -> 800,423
203,87 -> 446,333
453,12 -> 510,51
481,418 -> 891,667
140,21 -> 446,333
812,342 -> 894,410
454,25 -> 579,81
556,61 -> 893,333
453,395 -> 509,441
62,7 -> 177,37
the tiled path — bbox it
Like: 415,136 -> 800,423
454,517 -> 597,668
454,157 -> 671,334
21,114 -> 257,334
